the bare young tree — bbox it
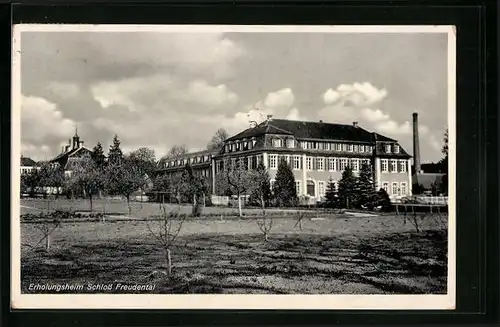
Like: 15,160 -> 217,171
294,210 -> 307,230
247,166 -> 274,241
24,210 -> 71,252
146,202 -> 187,276
207,128 -> 229,150
225,162 -> 253,217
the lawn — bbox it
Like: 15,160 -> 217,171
20,204 -> 448,294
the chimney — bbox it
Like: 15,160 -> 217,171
319,120 -> 323,123
353,121 -> 359,128
412,112 -> 421,174
266,115 -> 273,120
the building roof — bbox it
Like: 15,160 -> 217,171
226,119 -> 396,143
20,156 -> 37,167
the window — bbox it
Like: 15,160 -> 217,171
354,144 -> 359,152
340,158 -> 348,170
399,160 -> 407,172
382,182 -> 389,192
323,143 -> 330,150
400,182 -> 407,196
295,181 -> 301,194
366,146 -> 372,153
315,142 -> 321,150
270,180 -> 275,190
231,158 -> 237,167
251,138 -> 256,148
390,160 -> 398,172
306,157 -> 313,170
269,155 -> 278,169
328,157 -> 336,171
318,181 -> 326,197
293,156 -> 301,170
273,138 -> 282,147
347,144 -> 354,152
394,144 -> 400,153
286,139 -> 295,148
300,141 -> 308,149
316,157 -> 324,170
284,155 -> 290,165
385,144 -> 391,153
381,159 -> 388,172
392,182 -> 399,196
351,159 -> 359,172
359,145 -> 365,152
335,143 -> 342,151
256,155 -> 262,166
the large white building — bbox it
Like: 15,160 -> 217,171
158,117 -> 412,202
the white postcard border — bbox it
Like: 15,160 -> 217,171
11,24 -> 457,310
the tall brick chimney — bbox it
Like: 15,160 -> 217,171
412,112 -> 421,174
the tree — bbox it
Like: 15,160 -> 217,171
91,141 -> 106,168
226,161 -> 253,217
146,203 -> 187,276
357,163 -> 376,207
21,168 -> 42,197
67,161 -> 105,211
163,145 -> 188,160
439,129 -> 449,195
247,162 -> 272,208
207,128 -> 229,151
324,177 -> 339,208
377,188 -> 392,212
108,134 -> 123,166
337,165 -> 358,209
179,164 -> 209,216
105,159 -> 145,215
128,147 -> 157,177
272,158 -> 298,207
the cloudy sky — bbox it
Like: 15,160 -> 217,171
19,27 -> 449,162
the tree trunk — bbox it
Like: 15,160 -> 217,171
126,195 -> 131,215
238,195 -> 242,217
166,248 -> 172,275
45,232 -> 51,251
89,193 -> 93,212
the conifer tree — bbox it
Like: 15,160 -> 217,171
108,134 -> 123,166
337,165 -> 358,209
273,158 -> 298,207
357,163 -> 376,207
324,176 -> 339,208
91,141 -> 106,168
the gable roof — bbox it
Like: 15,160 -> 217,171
20,156 -> 37,167
226,119 -> 396,143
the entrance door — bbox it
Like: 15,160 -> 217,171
307,180 -> 315,197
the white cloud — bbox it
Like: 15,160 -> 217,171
95,33 -> 246,79
21,95 -> 75,142
181,80 -> 239,107
263,88 -> 295,109
91,75 -> 238,113
20,95 -> 77,160
323,82 -> 388,107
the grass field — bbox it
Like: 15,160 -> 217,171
20,199 -> 448,294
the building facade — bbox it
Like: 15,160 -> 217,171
157,118 -> 413,202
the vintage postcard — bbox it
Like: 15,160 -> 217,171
11,24 -> 456,309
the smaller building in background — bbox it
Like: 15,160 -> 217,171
49,128 -> 94,176
20,156 -> 39,175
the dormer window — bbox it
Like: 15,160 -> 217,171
347,144 -> 354,152
286,139 -> 295,148
385,144 -> 392,153
273,138 -> 282,147
394,144 -> 400,153
251,138 -> 257,147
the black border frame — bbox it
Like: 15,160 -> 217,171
1,1 -> 498,326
